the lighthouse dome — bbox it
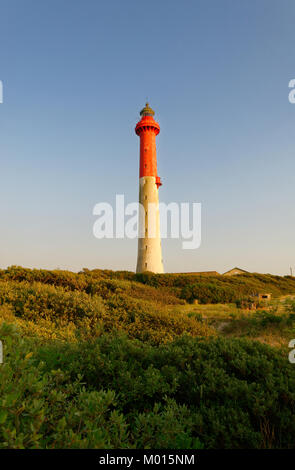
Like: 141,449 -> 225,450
140,102 -> 155,117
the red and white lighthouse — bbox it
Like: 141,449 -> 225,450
135,103 -> 164,273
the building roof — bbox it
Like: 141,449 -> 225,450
223,267 -> 249,275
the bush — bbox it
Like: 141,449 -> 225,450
1,266 -> 295,305
0,281 -> 105,326
181,283 -> 237,304
34,333 -> 295,449
1,267 -> 295,449
0,323 -> 129,448
0,324 -> 206,449
0,281 -> 214,345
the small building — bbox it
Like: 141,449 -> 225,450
223,267 -> 249,276
257,293 -> 272,301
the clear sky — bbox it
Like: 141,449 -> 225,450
0,0 -> 294,275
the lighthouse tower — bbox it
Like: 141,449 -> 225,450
135,103 -> 164,274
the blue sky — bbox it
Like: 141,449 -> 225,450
0,0 -> 294,275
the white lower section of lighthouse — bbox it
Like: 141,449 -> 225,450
136,176 -> 164,274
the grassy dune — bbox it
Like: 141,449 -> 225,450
0,266 -> 295,449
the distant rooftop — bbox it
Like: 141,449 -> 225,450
223,267 -> 249,276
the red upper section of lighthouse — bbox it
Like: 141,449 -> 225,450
135,103 -> 162,188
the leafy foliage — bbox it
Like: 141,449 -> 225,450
1,266 -> 295,305
1,324 -> 295,449
0,280 -> 214,345
0,267 -> 294,449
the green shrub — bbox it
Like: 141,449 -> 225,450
0,281 -> 214,345
181,283 -> 237,304
0,281 -> 105,326
0,266 -> 295,449
1,266 -> 295,305
0,324 -> 206,449
34,333 -> 295,449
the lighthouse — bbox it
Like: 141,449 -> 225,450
135,103 -> 164,274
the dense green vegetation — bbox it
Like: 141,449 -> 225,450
1,265 -> 295,304
0,266 -> 295,449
